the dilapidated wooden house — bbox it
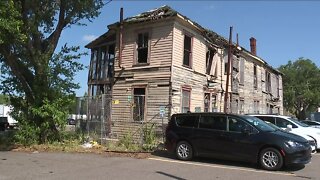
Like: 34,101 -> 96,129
85,6 -> 283,137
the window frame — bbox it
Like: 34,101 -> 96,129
253,64 -> 257,89
239,58 -> 245,85
134,31 -> 151,65
182,32 -> 193,68
181,86 -> 191,113
132,85 -> 147,122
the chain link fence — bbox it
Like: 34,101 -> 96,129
71,94 -> 171,146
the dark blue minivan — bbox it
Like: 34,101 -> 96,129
165,112 -> 312,171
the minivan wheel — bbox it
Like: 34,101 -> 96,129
259,148 -> 283,171
176,141 -> 193,161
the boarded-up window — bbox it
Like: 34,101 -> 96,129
239,58 -> 244,85
182,87 -> 191,113
183,35 -> 192,67
137,32 -> 149,63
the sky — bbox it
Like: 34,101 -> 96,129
58,0 -> 320,96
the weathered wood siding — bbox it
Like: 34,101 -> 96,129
237,53 -> 283,114
171,21 -> 209,113
110,21 -> 174,137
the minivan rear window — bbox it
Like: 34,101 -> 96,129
175,115 -> 198,128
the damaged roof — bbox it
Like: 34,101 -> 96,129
85,5 -> 280,74
86,5 -> 228,48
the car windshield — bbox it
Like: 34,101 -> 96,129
288,117 -> 309,127
241,115 -> 276,132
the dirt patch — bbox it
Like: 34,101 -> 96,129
8,145 -> 157,159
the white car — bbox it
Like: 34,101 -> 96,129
264,121 -> 316,153
251,114 -> 320,151
301,120 -> 320,129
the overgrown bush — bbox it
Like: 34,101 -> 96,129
117,132 -> 139,151
142,123 -> 158,151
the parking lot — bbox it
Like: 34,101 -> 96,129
0,151 -> 319,180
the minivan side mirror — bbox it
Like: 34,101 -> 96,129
286,124 -> 292,131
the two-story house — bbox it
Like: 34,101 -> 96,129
85,6 -> 283,138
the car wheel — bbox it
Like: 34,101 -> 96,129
259,147 -> 283,171
176,141 -> 193,161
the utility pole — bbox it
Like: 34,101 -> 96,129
224,26 -> 233,113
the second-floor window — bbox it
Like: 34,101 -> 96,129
276,76 -> 280,97
253,65 -> 257,89
137,32 -> 149,63
266,72 -> 271,93
239,58 -> 244,85
206,48 -> 215,75
183,34 -> 192,67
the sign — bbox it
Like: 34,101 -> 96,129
159,106 -> 165,118
127,95 -> 132,102
112,100 -> 120,104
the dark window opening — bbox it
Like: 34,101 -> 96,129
253,65 -> 257,89
133,88 -> 146,121
137,33 -> 148,63
266,72 -> 271,93
183,35 -> 192,67
107,44 -> 115,78
206,48 -> 215,74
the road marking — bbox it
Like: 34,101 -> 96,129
148,157 -> 296,177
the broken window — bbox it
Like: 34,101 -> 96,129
133,88 -> 146,121
183,35 -> 192,67
253,65 -> 257,89
137,32 -> 149,63
206,48 -> 215,75
182,87 -> 191,113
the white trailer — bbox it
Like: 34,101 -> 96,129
0,105 -> 17,128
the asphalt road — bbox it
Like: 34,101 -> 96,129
0,151 -> 319,180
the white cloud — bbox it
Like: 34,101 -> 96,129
82,34 -> 97,42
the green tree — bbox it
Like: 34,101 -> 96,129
0,94 -> 9,104
0,0 -> 104,144
278,58 -> 320,119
